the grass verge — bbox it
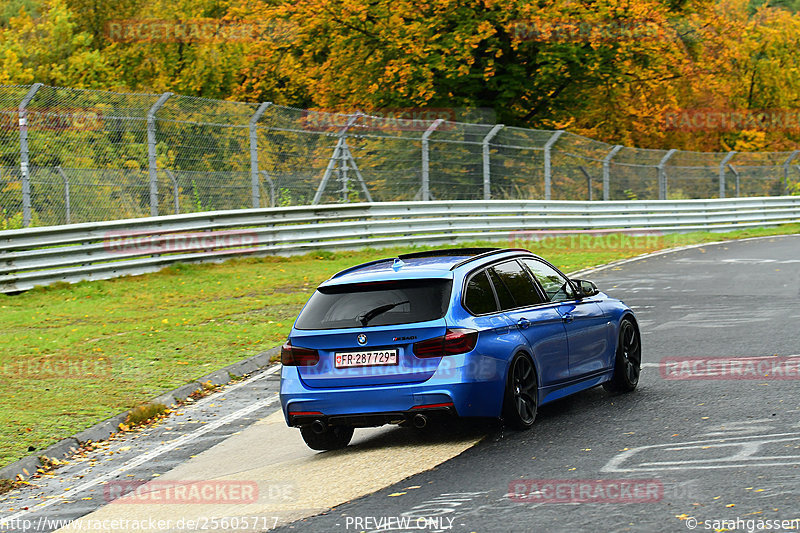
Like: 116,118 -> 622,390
1,224 -> 798,469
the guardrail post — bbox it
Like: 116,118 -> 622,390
482,124 -> 504,200
718,151 -> 736,199
783,150 -> 799,194
421,119 -> 444,201
543,130 -> 564,201
147,92 -> 172,217
55,166 -> 71,224
19,83 -> 43,228
657,149 -> 677,200
249,102 -> 272,209
602,145 -> 623,201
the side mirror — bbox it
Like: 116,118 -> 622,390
573,279 -> 599,298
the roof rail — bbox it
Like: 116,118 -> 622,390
397,248 -> 499,260
449,248 -> 532,270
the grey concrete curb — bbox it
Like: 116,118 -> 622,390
0,346 -> 280,482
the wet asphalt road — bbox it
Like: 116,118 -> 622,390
275,234 -> 800,533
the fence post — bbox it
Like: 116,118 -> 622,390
313,112 -> 361,205
783,150 -> 799,195
260,170 -> 275,207
249,102 -> 272,209
340,144 -> 350,202
19,83 -> 43,228
147,92 -> 172,217
55,166 -> 70,224
795,165 -> 800,195
543,130 -> 564,201
164,168 -> 180,214
602,145 -> 623,201
728,164 -> 740,197
578,166 -> 593,201
339,141 -> 373,203
421,119 -> 444,201
657,149 -> 677,200
482,124 -> 504,200
719,151 -> 736,199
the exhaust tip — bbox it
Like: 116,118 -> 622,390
311,419 -> 327,434
413,413 -> 428,429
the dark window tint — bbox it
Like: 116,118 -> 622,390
492,260 -> 545,307
295,279 -> 452,330
521,259 -> 576,302
464,271 -> 498,315
486,268 -> 516,311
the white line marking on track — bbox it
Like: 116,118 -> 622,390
602,432 -> 800,472
570,233 -> 799,278
641,354 -> 800,368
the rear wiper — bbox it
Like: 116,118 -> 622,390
358,301 -> 409,326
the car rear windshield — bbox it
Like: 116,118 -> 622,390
294,279 -> 453,330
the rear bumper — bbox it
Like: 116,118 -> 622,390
279,352 -> 507,426
288,404 -> 456,428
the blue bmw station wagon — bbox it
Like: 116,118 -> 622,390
280,248 -> 641,450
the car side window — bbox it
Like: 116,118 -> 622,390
490,260 -> 545,308
521,259 -> 576,302
463,270 -> 499,315
486,268 -> 517,311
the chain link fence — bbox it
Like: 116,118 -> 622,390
1,84 -> 799,228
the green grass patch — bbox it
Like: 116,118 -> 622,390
0,223 -> 798,469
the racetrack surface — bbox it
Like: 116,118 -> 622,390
1,234 -> 798,533
273,234 -> 800,533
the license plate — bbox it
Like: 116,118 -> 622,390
334,349 -> 398,368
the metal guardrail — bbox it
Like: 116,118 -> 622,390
2,197 -> 799,293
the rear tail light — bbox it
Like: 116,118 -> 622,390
413,329 -> 478,358
281,342 -> 320,366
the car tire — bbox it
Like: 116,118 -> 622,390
299,425 -> 354,451
502,353 -> 538,430
603,317 -> 641,393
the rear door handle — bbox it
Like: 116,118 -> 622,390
518,318 -> 531,330
562,313 -> 574,323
